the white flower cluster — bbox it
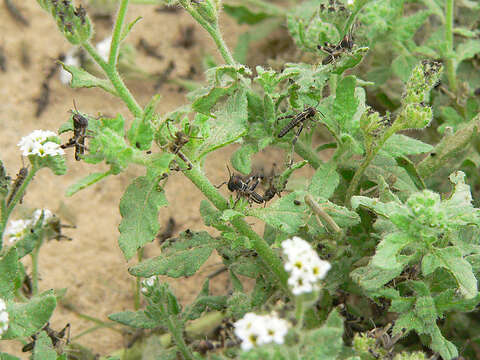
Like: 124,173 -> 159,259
0,298 -> 9,337
17,130 -> 64,157
281,237 -> 331,295
5,209 -> 54,244
141,276 -> 156,294
234,312 -> 289,351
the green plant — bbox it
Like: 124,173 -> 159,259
2,0 -> 480,359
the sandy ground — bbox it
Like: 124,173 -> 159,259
0,1 -> 250,357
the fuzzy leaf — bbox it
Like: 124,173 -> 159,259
129,231 -> 216,278
118,176 -> 168,260
66,171 -> 111,197
3,291 -> 56,339
455,39 -> 480,70
248,192 -> 306,234
231,144 -> 255,174
422,247 -> 477,299
334,76 -> 359,134
33,331 -> 57,360
302,309 -> 344,359
392,54 -> 418,82
60,64 -> 117,95
393,10 -> 431,42
351,265 -> 404,292
308,162 -> 339,199
383,134 -> 433,157
194,89 -> 248,160
127,95 -> 158,150
36,155 -> 67,176
108,310 -> 158,329
223,4 -> 270,25
0,248 -> 18,301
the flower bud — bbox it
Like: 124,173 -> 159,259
192,0 -> 218,25
395,103 -> 432,130
39,0 -> 93,45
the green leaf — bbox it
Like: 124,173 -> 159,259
302,309 -> 344,360
129,231 -> 216,278
393,10 -> 431,42
118,176 -> 168,260
127,95 -> 158,150
455,39 -> 480,71
223,4 -> 269,25
0,248 -> 18,300
366,154 -> 419,195
308,162 -> 339,199
66,171 -> 111,197
351,265 -> 404,293
13,217 -> 45,259
194,89 -> 248,160
383,134 -> 433,157
371,232 -> 413,270
422,247 -> 478,299
120,16 -> 142,42
231,144 -> 256,175
33,331 -> 57,360
395,156 -> 426,190
392,54 -> 418,82
417,118 -> 480,178
108,310 -> 158,329
60,63 -> 117,95
334,76 -> 359,134
248,192 -> 306,234
36,155 -> 67,176
3,291 -> 57,339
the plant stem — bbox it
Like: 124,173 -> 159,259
166,316 -> 194,360
445,0 -> 457,93
31,237 -> 43,295
134,248 -> 144,310
178,0 -> 235,65
109,0 -> 129,68
183,165 -> 289,293
0,166 -> 37,250
345,126 -> 396,206
83,42 -> 143,118
294,141 -> 323,169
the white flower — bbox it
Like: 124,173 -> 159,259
96,36 -> 112,61
234,312 -> 289,350
141,276 -> 156,294
31,209 -> 54,225
59,48 -> 80,84
0,298 -> 9,336
17,130 -> 63,158
282,237 -> 331,295
347,0 -> 354,5
5,219 -> 31,243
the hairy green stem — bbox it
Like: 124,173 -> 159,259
109,0 -> 129,67
183,165 -> 289,292
31,237 -> 43,295
83,41 -> 143,118
178,0 -> 235,65
445,0 -> 457,93
345,126 -> 397,206
0,166 -> 37,250
166,316 -> 194,360
294,141 -> 323,169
